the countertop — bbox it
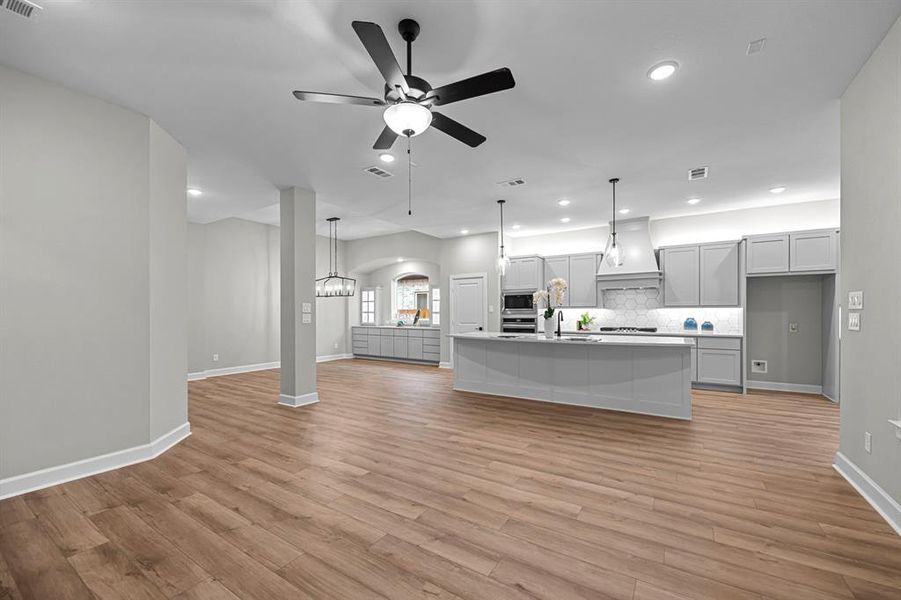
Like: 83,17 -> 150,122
449,331 -> 694,348
352,325 -> 439,330
563,329 -> 743,338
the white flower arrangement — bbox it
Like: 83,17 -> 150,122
534,278 -> 567,319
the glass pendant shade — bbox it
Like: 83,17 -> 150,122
383,102 -> 432,136
497,253 -> 511,276
604,234 -> 624,267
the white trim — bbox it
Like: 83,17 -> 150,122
747,380 -> 823,395
187,371 -> 207,381
278,392 -> 320,408
439,361 -> 453,369
204,361 -> 280,378
833,452 -> 901,536
316,353 -> 353,363
822,392 -> 839,403
0,422 -> 191,500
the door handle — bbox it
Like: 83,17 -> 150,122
478,326 -> 483,331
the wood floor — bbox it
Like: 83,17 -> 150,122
1,360 -> 899,600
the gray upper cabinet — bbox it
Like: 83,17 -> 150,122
790,229 -> 837,272
746,233 -> 790,274
662,242 -> 739,307
568,253 -> 600,307
746,229 -> 838,274
662,245 -> 700,306
543,255 -> 570,305
503,256 -> 544,290
699,243 -> 739,306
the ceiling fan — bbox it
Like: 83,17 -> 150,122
293,18 -> 515,149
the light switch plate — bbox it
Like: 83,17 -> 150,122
302,314 -> 312,324
848,312 -> 860,331
848,291 -> 863,310
302,302 -> 312,314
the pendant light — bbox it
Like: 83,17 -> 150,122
603,178 -> 624,268
496,199 -> 511,276
315,217 -> 356,297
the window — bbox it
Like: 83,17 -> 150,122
361,288 -> 376,324
431,288 -> 440,326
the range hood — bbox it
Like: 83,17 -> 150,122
596,216 -> 662,289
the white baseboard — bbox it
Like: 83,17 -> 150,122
439,361 -> 452,369
0,422 -> 191,500
278,392 -> 319,408
316,353 -> 353,363
833,452 -> 901,536
747,380 -> 823,395
189,356 -> 352,381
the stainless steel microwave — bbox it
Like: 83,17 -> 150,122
502,292 -> 534,313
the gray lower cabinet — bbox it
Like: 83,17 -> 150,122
351,326 -> 439,364
696,338 -> 742,386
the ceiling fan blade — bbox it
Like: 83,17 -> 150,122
293,91 -> 385,106
430,112 -> 486,147
373,126 -> 398,150
428,67 -> 515,106
352,21 -> 410,96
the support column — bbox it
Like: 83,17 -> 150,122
279,187 -> 318,407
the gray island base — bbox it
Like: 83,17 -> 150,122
450,332 -> 694,420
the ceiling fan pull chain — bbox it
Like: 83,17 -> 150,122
408,137 -> 413,216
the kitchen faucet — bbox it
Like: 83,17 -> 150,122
557,311 -> 563,337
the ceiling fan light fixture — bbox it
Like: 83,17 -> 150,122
383,101 -> 432,137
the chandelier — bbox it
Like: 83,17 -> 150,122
315,217 -> 356,297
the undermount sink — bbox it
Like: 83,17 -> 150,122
497,334 -> 521,339
560,336 -> 590,341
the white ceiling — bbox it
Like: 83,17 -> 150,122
2,1 -> 899,239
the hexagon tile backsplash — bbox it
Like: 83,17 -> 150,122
556,288 -> 743,334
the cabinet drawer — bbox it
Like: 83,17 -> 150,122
393,329 -> 408,337
406,329 -> 423,337
422,351 -> 440,363
379,329 -> 395,336
697,349 -> 741,386
697,337 -> 742,351
422,329 -> 440,339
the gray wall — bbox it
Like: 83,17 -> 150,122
839,15 -> 901,503
746,276 -> 824,387
0,65 -> 187,480
821,274 -> 840,401
186,220 -> 347,374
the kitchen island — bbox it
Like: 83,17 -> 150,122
449,332 -> 694,419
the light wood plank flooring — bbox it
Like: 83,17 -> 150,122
1,359 -> 899,599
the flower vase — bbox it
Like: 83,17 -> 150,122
544,316 -> 556,339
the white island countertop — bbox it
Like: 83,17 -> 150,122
451,330 -> 693,419
449,331 -> 694,348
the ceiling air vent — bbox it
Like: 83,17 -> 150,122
1,0 -> 42,19
497,178 -> 525,187
688,166 -> 708,181
747,38 -> 767,55
364,165 -> 393,178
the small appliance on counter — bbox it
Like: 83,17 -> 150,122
701,321 -> 714,332
683,317 -> 698,331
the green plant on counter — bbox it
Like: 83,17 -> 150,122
577,312 -> 595,331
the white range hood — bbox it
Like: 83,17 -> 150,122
596,216 -> 662,289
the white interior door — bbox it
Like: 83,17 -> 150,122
451,275 -> 486,334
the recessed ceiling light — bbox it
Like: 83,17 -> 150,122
769,186 -> 786,194
686,198 -> 701,205
560,217 -> 571,223
618,208 -> 631,215
512,224 -> 521,230
397,257 -> 404,262
460,229 -> 469,235
557,199 -> 570,207
648,60 -> 679,81
187,188 -> 202,197
379,153 -> 395,163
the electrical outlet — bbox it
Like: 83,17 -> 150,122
212,353 -> 219,362
302,314 -> 312,324
864,431 -> 872,454
751,360 -> 768,374
788,322 -> 799,333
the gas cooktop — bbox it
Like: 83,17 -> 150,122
598,326 -> 658,333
